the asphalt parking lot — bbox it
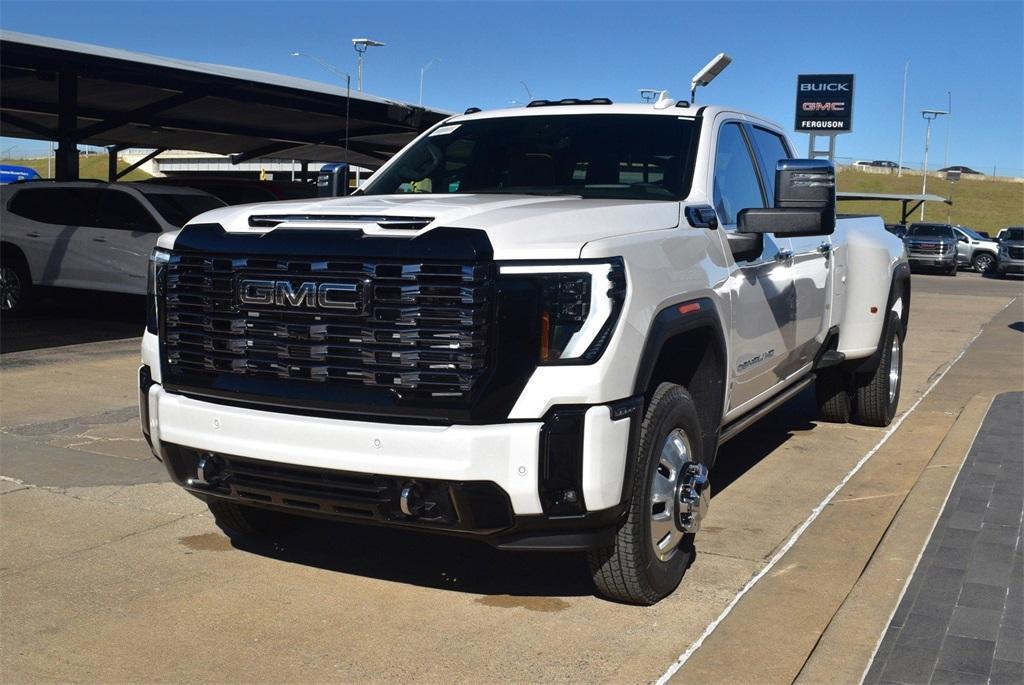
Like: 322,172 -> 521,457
1,271 -> 1022,683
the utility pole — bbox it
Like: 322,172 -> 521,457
897,60 -> 909,177
942,91 -> 952,170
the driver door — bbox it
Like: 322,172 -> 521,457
712,121 -> 798,414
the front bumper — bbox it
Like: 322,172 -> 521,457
997,255 -> 1024,274
907,253 -> 956,267
141,371 -> 639,550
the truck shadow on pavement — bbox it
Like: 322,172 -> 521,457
1,288 -> 145,353
710,386 -> 818,495
229,521 -> 597,598
221,389 -> 818,599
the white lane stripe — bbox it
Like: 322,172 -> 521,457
654,297 -> 1015,685
857,394 -> 993,684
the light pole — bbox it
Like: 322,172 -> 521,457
920,108 -> 948,219
351,38 -> 385,92
897,60 -> 909,177
290,51 -> 352,188
419,58 -> 439,106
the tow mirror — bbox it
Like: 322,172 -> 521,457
738,159 -> 836,237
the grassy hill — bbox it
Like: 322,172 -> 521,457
5,155 -> 152,182
837,169 -> 1023,235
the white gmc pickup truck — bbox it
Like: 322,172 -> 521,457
139,100 -> 910,604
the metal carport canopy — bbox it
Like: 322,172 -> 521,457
837,191 -> 952,225
0,30 -> 452,178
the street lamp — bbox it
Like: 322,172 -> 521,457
351,38 -> 385,92
419,58 -> 439,106
920,107 -> 949,219
290,51 -> 352,187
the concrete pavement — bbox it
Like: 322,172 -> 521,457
1,272 -> 1021,683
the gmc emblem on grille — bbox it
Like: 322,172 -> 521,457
238,279 -> 364,311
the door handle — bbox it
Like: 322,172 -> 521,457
775,249 -> 794,263
26,231 -> 40,238
92,237 -> 107,243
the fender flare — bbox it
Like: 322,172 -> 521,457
631,297 -> 727,397
852,262 -> 910,374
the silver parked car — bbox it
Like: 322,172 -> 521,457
951,225 -> 999,273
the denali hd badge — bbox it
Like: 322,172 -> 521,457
239,279 -> 365,311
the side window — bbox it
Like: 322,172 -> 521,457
96,190 -> 160,231
7,188 -> 101,225
712,123 -> 766,226
8,188 -> 56,223
749,127 -> 792,206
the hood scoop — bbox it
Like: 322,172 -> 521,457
248,214 -> 435,231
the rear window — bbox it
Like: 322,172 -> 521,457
145,193 -> 225,227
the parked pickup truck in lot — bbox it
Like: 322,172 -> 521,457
904,223 -> 959,275
139,101 -> 910,604
997,226 -> 1024,278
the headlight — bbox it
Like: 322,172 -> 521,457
499,258 -> 626,364
147,247 -> 171,334
999,244 -> 1009,256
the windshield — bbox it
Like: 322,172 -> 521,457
957,226 -> 987,240
146,193 -> 225,227
909,224 -> 953,237
361,114 -> 697,201
1003,228 -> 1024,241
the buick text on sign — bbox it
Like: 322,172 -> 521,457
795,74 -> 854,133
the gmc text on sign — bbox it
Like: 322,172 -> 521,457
795,74 -> 854,133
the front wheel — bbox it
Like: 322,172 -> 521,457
588,383 -> 709,605
855,311 -> 903,427
972,252 -> 995,273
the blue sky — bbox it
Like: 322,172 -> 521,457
2,1 -> 1022,173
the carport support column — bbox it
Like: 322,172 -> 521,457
55,70 -> 79,181
107,146 -> 125,182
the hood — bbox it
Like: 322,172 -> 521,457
184,193 -> 681,259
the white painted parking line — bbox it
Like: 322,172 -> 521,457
654,297 -> 1015,685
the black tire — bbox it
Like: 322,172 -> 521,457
855,311 -> 903,427
588,382 -> 706,605
207,499 -> 302,539
971,252 -> 995,274
946,262 -> 958,276
816,367 -> 853,423
0,252 -> 32,316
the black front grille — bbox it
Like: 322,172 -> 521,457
1010,247 -> 1024,260
162,253 -> 494,400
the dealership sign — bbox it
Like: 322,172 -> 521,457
795,74 -> 854,133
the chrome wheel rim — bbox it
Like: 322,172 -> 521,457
975,254 -> 993,272
888,334 -> 901,404
649,428 -> 692,562
0,266 -> 21,312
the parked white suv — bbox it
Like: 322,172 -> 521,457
140,102 -> 909,604
1,181 -> 224,313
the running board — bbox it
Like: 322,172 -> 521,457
718,374 -> 816,446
